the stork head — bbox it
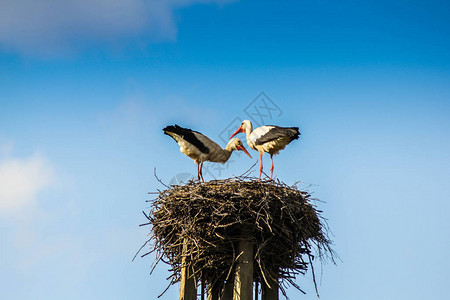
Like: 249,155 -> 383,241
229,120 -> 252,139
228,138 -> 252,158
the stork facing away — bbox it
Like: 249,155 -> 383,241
230,120 -> 300,180
163,125 -> 252,182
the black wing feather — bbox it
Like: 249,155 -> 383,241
163,125 -> 210,154
255,126 -> 300,146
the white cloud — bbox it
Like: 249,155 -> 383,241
0,154 -> 54,215
0,0 -> 234,57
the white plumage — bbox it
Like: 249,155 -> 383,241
230,120 -> 300,180
164,125 -> 251,181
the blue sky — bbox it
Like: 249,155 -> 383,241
1,1 -> 449,299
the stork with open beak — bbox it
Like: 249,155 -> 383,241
163,125 -> 252,182
230,120 -> 300,180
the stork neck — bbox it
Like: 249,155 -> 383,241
224,141 -> 237,155
244,123 -> 254,148
225,143 -> 234,152
244,123 -> 253,138
215,146 -> 233,163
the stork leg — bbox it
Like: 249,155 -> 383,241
199,162 -> 204,182
270,154 -> 274,180
197,163 -> 200,181
259,152 -> 263,181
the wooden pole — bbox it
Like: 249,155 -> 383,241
180,241 -> 197,300
261,277 -> 278,300
233,237 -> 254,300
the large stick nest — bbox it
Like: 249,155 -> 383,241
139,177 -> 334,297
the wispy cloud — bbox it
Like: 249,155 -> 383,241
0,0 -> 234,57
0,153 -> 54,215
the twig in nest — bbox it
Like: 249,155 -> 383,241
154,167 -> 169,188
309,253 -> 320,298
240,160 -> 259,177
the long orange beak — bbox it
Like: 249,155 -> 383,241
237,145 -> 252,158
229,127 -> 242,139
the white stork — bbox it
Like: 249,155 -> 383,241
163,125 -> 252,182
229,120 -> 300,180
